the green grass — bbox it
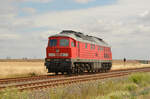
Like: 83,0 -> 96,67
1,72 -> 150,99
0,88 -> 28,99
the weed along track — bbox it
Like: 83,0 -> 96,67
0,67 -> 150,91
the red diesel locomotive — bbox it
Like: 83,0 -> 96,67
45,30 -> 112,74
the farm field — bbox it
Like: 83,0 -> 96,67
0,59 -> 149,78
0,59 -> 47,78
112,60 -> 150,69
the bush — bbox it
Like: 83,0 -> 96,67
28,72 -> 38,77
123,83 -> 138,91
128,73 -> 150,84
96,91 -> 130,99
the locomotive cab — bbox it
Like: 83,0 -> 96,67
45,36 -> 77,74
46,36 -> 76,58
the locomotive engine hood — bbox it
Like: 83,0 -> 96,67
50,30 -> 110,47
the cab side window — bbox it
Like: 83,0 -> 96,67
91,44 -> 95,49
77,42 -> 79,48
71,41 -> 75,47
85,43 -> 88,48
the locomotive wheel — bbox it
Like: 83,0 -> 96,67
75,64 -> 82,74
94,70 -> 97,73
80,64 -> 84,74
104,68 -> 107,72
71,67 -> 76,74
101,67 -> 105,73
106,64 -> 109,71
98,69 -> 102,72
102,69 -> 106,73
87,66 -> 91,73
74,66 -> 78,74
79,68 -> 84,74
109,63 -> 112,71
77,67 -> 80,74
101,63 -> 106,72
91,69 -> 95,73
96,69 -> 99,72
74,68 -> 78,74
86,64 -> 91,73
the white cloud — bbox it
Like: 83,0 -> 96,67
0,0 -> 150,59
38,30 -> 57,41
0,1 -> 17,17
15,0 -> 53,3
74,0 -> 95,4
0,33 -> 20,40
22,7 -> 36,15
140,10 -> 149,17
26,0 -> 150,59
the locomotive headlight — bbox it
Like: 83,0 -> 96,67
47,59 -> 51,61
60,53 -> 68,56
65,59 -> 70,61
48,53 -> 55,56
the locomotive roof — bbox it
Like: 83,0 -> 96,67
50,30 -> 110,47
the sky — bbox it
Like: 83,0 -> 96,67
0,0 -> 150,59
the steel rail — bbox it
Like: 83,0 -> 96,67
0,75 -> 64,84
0,67 -> 148,84
0,67 -> 150,91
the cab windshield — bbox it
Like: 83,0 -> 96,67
59,39 -> 69,47
49,39 -> 57,47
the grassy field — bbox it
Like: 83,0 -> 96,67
0,61 -> 47,78
112,60 -> 150,70
1,72 -> 150,99
0,59 -> 149,78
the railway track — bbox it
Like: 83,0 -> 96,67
0,67 -> 150,91
0,74 -> 64,84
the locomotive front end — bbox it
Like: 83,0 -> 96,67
45,36 -> 76,74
